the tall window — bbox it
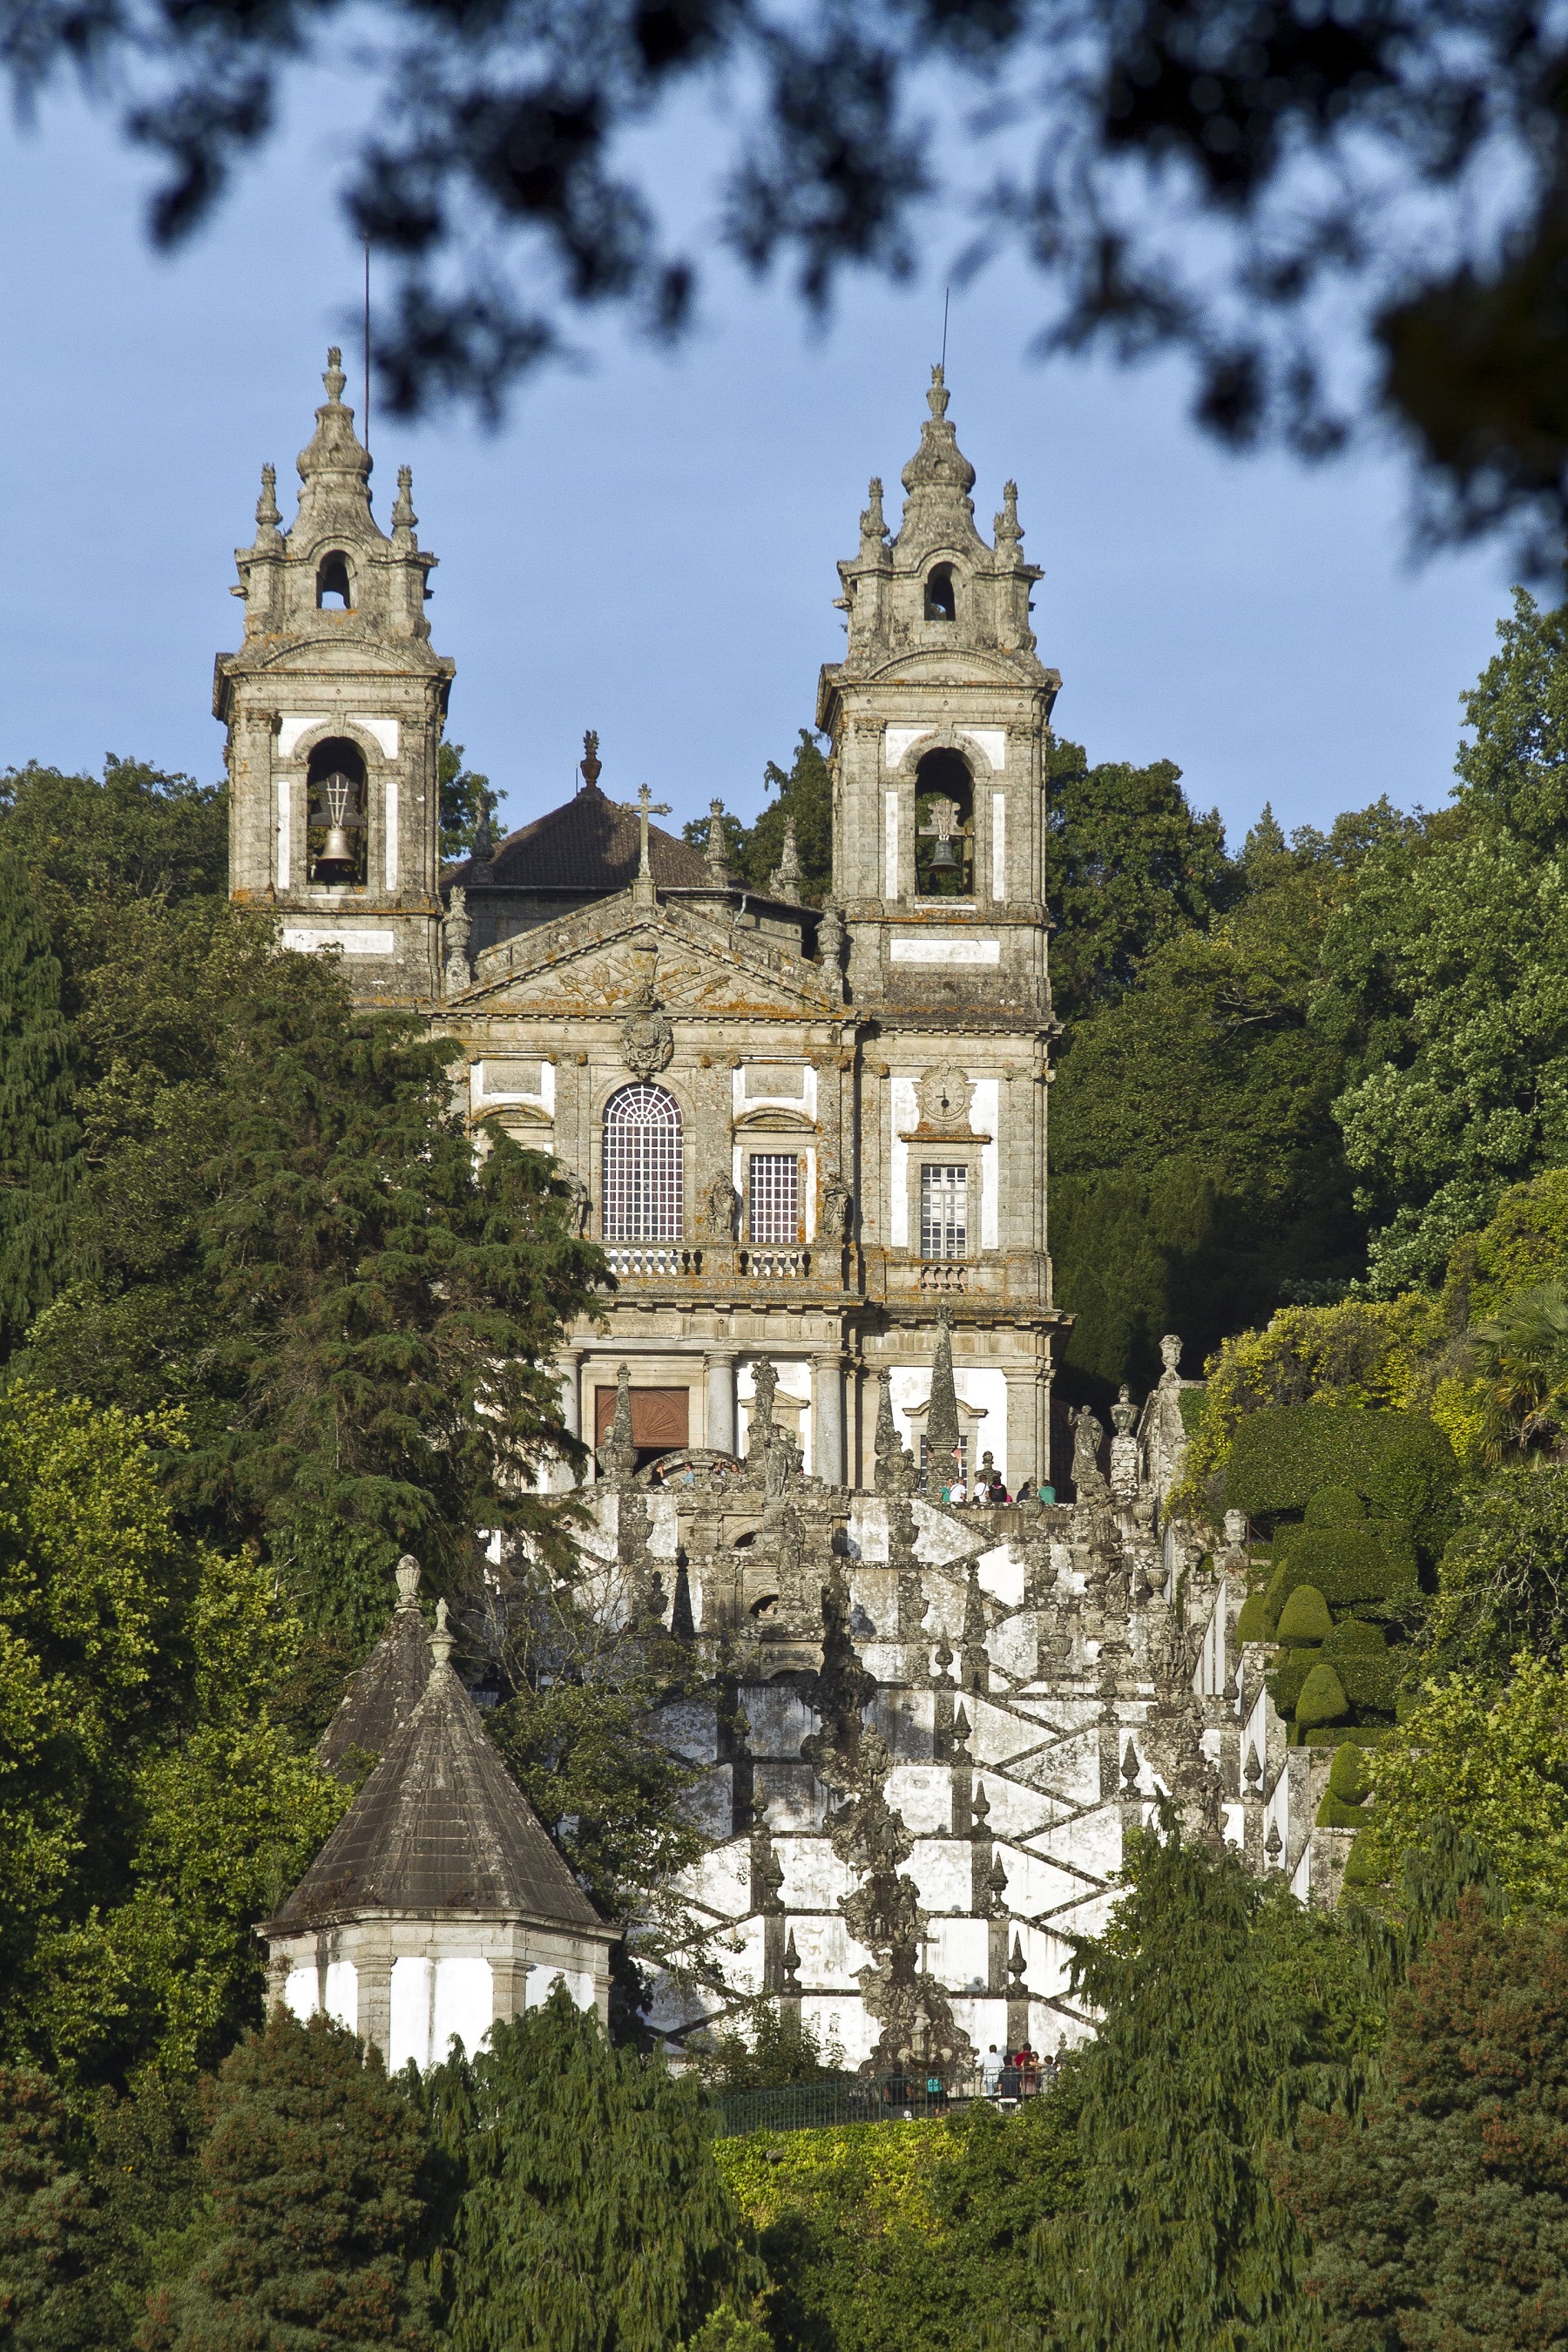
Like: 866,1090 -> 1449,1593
921,1165 -> 968,1259
748,1152 -> 799,1244
602,1085 -> 683,1240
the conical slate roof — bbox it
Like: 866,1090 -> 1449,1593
273,1604 -> 604,1935
316,1555 -> 433,1781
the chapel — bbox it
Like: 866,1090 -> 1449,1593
232,356 -> 1348,2072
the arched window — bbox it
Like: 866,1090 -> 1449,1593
316,551 -> 353,609
924,563 -> 956,621
306,736 -> 368,886
914,747 -> 975,898
602,1085 -> 684,1241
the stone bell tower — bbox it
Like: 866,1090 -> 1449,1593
216,348 -> 454,1000
816,365 -> 1060,1012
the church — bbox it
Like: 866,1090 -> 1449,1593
231,355 -> 1347,2076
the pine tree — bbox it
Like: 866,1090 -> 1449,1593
429,1987 -> 759,2352
1036,1818 -> 1326,2349
1278,1896 -> 1568,2349
165,2009 -> 432,2351
0,2067 -> 113,2351
0,849 -> 78,1358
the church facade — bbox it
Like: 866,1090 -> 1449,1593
220,351 -> 1065,1497
226,356 -> 1348,2072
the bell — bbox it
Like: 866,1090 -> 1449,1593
929,835 -> 959,871
321,825 -> 354,866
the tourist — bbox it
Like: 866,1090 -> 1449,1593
949,1474 -> 968,1506
1016,1477 -> 1035,1503
1020,2045 -> 1040,2097
982,2044 -> 1003,2097
988,1472 -> 1010,1504
999,2049 -> 1021,2100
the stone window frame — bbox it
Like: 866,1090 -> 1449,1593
587,1068 -> 698,1247
279,717 -> 395,898
902,1139 -> 988,1261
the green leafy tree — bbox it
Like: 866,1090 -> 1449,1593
18,902 -> 603,1608
1423,1467 -> 1568,1680
1035,1819 -> 1333,2349
1045,738 -> 1234,1021
437,742 -> 499,865
684,732 -> 832,903
160,2009 -> 433,2352
0,760 -> 226,930
426,1989 -> 758,2352
1467,1281 -> 1568,1461
0,2068 -> 113,2351
1361,1657 -> 1568,1909
0,850 -> 80,1359
1051,808 -> 1399,1393
1279,1898 -> 1568,2351
1321,591 -> 1568,1290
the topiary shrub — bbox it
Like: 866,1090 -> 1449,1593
1322,1618 -> 1388,1659
1233,1592 -> 1274,1645
1295,1660 -> 1351,1732
1305,1485 -> 1365,1527
1225,1408 -> 1423,1519
1342,1827 -> 1383,1886
1278,1524 -> 1418,1610
1316,1790 -> 1370,1826
1266,1652 -> 1316,1720
1274,1585 -> 1333,1645
1333,1652 -> 1402,1716
1328,1743 -> 1372,1804
1361,1423 -> 1463,1565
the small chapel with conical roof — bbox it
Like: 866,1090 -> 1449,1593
229,359 -> 1348,2075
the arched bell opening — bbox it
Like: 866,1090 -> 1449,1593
924,562 -> 957,621
914,747 -> 976,898
316,551 -> 354,609
306,737 -> 369,886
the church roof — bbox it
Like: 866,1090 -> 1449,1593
271,1604 -> 606,1936
315,1555 -> 433,1781
445,781 -> 708,894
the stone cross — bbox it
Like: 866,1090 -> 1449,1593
620,782 -> 672,883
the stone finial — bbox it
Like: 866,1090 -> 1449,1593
873,1369 -> 899,1494
1244,1743 -> 1263,1790
926,1307 -> 962,1473
951,1702 -> 971,1761
1008,1931 -> 1027,1989
1159,1334 -> 1183,1378
900,362 -> 977,507
782,1929 -> 801,1990
470,801 -> 494,875
324,346 -> 347,403
598,1362 -> 638,1485
817,896 -> 846,990
993,479 -> 1023,551
985,1851 -> 1009,1911
429,1595 -> 455,1673
768,817 -> 803,900
859,475 -> 888,552
932,1635 -> 956,1688
971,1779 -> 991,1830
580,730 -> 602,792
391,463 -> 417,548
395,1554 -> 422,1609
296,346 -> 370,495
1121,1739 -> 1140,1790
1264,1819 -> 1283,1868
705,800 -> 731,882
253,463 -> 283,553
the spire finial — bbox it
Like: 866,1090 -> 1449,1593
392,463 -> 417,543
994,480 -> 1023,550
580,730 -> 603,793
705,799 -> 731,884
928,362 -> 950,420
768,816 -> 802,900
860,475 -> 887,548
430,1594 -> 455,1673
324,345 -> 347,404
256,463 -> 280,528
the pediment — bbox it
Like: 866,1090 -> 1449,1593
733,1105 -> 817,1133
456,893 -> 834,1021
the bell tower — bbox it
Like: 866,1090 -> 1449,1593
216,348 -> 455,1000
816,367 -> 1059,1011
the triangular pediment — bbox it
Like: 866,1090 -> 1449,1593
454,892 -> 835,1020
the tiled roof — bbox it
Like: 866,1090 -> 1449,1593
316,1593 -> 432,1781
273,1644 -> 605,1934
447,783 -> 708,892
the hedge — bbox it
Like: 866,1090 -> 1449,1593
1328,1743 -> 1372,1804
1322,1618 -> 1388,1659
1224,1408 -> 1458,1535
1234,1592 -> 1274,1644
1316,1791 -> 1370,1828
1267,1524 -> 1417,1616
1274,1585 -> 1333,1645
1332,1652 -> 1402,1716
1296,1661 -> 1352,1730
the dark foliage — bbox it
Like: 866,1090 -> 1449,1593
437,742 -> 499,866
13,1 -> 1568,554
684,731 -> 833,903
0,2070 -> 114,2352
0,850 -> 80,1358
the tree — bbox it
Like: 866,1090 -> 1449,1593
0,850 -> 80,1359
1279,1899 -> 1568,2351
1034,1819 -> 1337,2350
162,2009 -> 434,2352
0,760 -> 226,928
1357,1657 -> 1568,1909
0,2069 -> 113,2352
1423,1468 -> 1568,1682
1051,808 -> 1398,1394
684,731 -> 833,903
437,743 -> 499,865
17,0 -> 1568,560
1321,592 -> 1568,1290
423,1989 -> 760,2352
17,902 -> 604,1606
1045,739 -> 1233,1024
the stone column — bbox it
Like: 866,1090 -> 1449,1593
705,1350 -> 737,1456
556,1348 -> 583,1486
1005,1370 -> 1049,1495
356,1945 -> 393,2068
812,1351 -> 844,1485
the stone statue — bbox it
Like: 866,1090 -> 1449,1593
1109,1383 -> 1139,1503
763,1424 -> 800,1504
702,1173 -> 738,1240
1071,1403 -> 1106,1496
749,1358 -> 779,1450
558,1166 -> 592,1238
443,884 -> 472,994
817,898 -> 846,988
820,1175 -> 853,1242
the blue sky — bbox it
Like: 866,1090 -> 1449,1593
0,78 -> 1519,849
